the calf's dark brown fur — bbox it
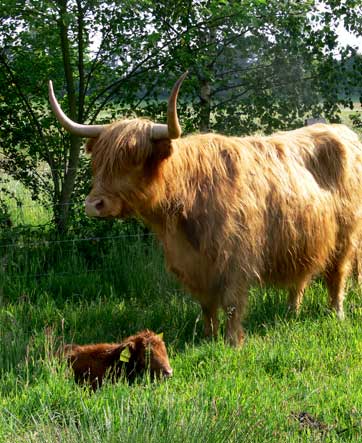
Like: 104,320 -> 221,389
62,330 -> 172,390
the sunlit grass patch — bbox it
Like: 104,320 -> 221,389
0,175 -> 51,227
1,274 -> 362,441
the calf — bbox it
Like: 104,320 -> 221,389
62,330 -> 172,390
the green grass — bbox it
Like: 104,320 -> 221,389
2,113 -> 362,442
0,175 -> 52,227
1,231 -> 362,442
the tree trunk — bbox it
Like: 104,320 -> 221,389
199,78 -> 211,132
54,0 -> 84,233
54,135 -> 82,232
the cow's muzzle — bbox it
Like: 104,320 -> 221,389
163,368 -> 173,378
85,197 -> 104,217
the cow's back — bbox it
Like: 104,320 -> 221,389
160,124 -> 362,293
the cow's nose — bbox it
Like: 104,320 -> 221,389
163,368 -> 173,378
85,198 -> 104,216
95,199 -> 104,210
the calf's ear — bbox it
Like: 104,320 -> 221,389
106,343 -> 135,366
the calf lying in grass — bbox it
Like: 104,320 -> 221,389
62,330 -> 172,390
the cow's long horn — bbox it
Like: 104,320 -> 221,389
48,81 -> 107,137
151,71 -> 188,140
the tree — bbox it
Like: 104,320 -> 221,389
1,0 -> 361,232
145,0 -> 362,135
0,0 -> 183,232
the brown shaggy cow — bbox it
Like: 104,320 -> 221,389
49,74 -> 362,347
62,330 -> 172,390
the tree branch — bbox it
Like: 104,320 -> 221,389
76,0 -> 85,122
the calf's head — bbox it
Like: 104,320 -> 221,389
122,329 -> 173,381
48,73 -> 187,218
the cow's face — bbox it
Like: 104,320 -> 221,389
85,160 -> 136,218
85,190 -> 126,218
85,177 -> 129,218
84,122 -> 173,218
84,122 -> 151,218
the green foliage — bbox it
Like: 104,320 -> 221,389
138,0 -> 362,134
350,110 -> 362,131
1,1 -> 362,232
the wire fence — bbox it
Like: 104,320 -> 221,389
5,201 -> 82,209
0,205 -> 169,284
12,268 -> 103,280
0,171 -> 160,282
0,232 -> 155,250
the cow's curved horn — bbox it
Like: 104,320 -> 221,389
48,81 -> 107,137
151,71 -> 188,140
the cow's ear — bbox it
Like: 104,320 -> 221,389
109,342 -> 135,365
152,139 -> 173,161
85,138 -> 97,154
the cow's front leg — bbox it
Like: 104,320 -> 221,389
201,302 -> 219,339
222,288 -> 247,347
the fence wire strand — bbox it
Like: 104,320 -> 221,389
10,268 -> 103,280
0,185 -> 161,282
0,230 -> 163,281
0,232 -> 155,249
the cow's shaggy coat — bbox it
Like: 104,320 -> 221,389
84,122 -> 362,346
62,330 -> 172,390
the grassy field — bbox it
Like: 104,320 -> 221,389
2,115 -> 362,442
1,199 -> 362,441
2,233 -> 362,442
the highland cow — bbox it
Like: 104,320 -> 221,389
62,330 -> 172,390
49,73 -> 362,347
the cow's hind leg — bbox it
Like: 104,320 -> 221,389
324,255 -> 352,320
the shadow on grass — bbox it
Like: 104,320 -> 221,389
244,277 -> 362,339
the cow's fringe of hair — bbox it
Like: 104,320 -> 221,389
87,119 -> 154,177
